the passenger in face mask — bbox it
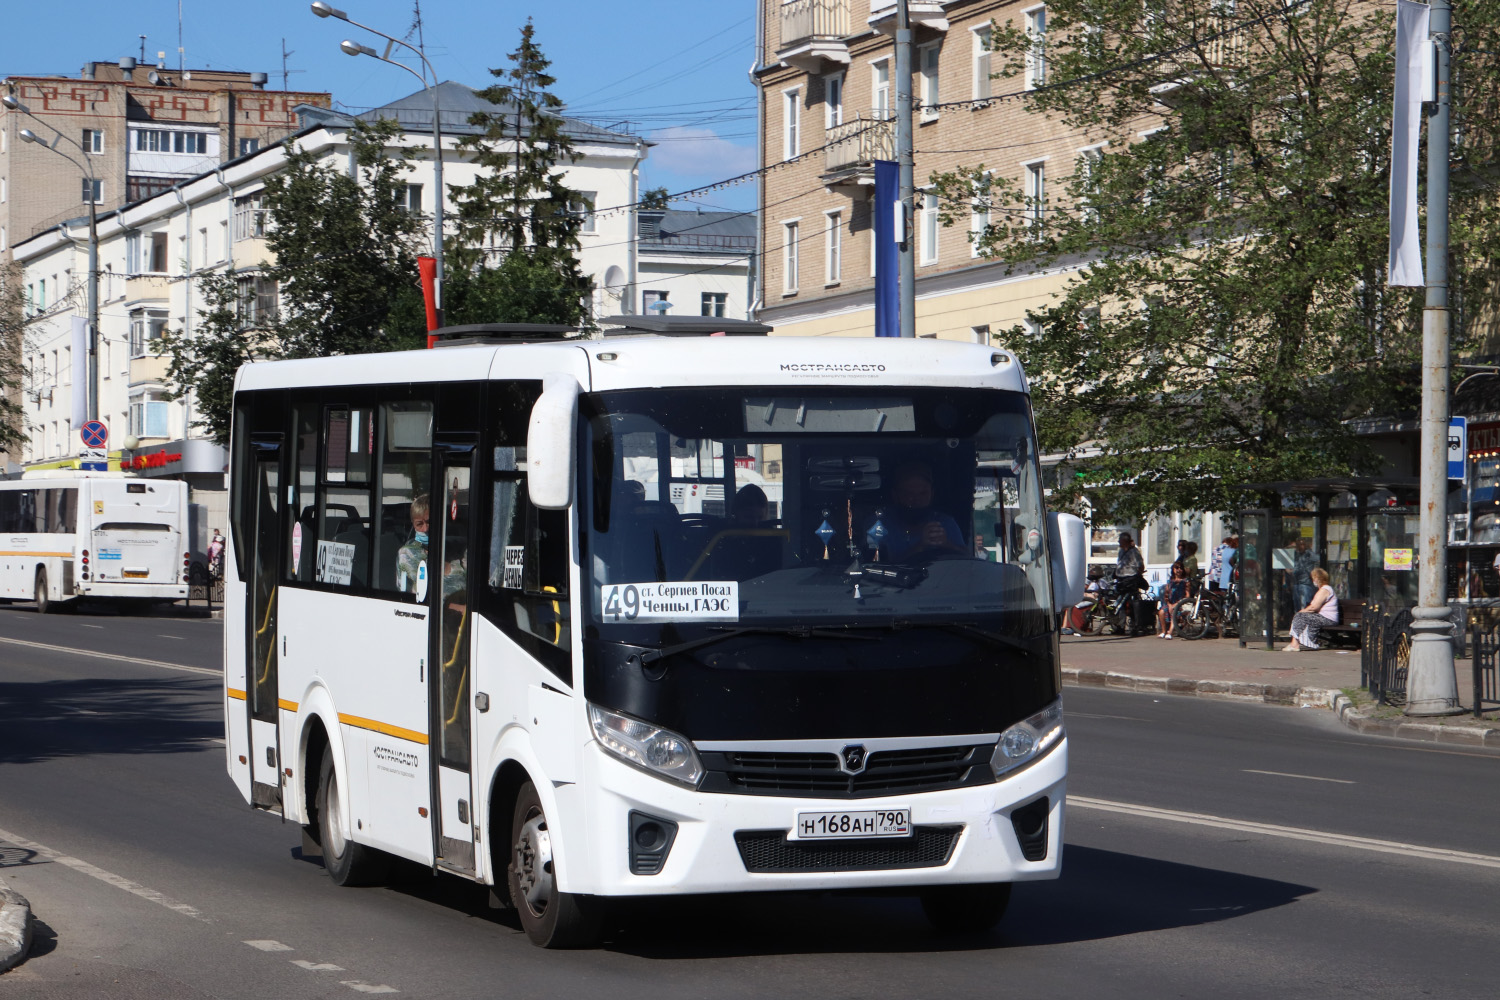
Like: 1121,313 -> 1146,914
396,494 -> 431,594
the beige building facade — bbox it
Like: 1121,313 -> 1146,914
753,0 -> 1119,344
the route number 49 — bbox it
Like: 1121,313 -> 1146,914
603,584 -> 639,621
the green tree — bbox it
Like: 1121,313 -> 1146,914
0,260 -> 28,453
446,19 -> 592,327
158,117 -> 427,442
933,0 -> 1500,521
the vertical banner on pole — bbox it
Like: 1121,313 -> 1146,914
70,315 -> 87,431
873,160 -> 900,338
1388,0 -> 1431,287
418,255 -> 439,347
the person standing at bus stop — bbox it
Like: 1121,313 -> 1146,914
397,495 -> 431,594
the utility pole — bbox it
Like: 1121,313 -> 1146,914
895,0 -> 916,339
1407,0 -> 1460,716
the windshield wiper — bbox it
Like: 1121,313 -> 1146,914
629,625 -> 877,668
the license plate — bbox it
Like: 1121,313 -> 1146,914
792,808 -> 912,840
121,569 -> 149,578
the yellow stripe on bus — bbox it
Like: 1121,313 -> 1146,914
278,698 -> 299,713
226,687 -> 247,701
338,713 -> 429,745
0,551 -> 73,558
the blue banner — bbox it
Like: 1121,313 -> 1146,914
874,160 -> 899,338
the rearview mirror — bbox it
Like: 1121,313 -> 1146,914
526,373 -> 581,509
1047,512 -> 1087,609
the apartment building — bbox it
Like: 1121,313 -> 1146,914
6,83 -> 665,485
636,208 -> 756,320
0,61 -> 331,250
752,0 -> 1256,574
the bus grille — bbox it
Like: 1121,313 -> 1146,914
699,744 -> 993,798
734,825 -> 961,873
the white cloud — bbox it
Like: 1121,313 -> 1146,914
646,126 -> 757,180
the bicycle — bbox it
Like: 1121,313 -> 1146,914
1176,580 -> 1240,640
1082,577 -> 1149,636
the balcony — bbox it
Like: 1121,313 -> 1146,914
1148,15 -> 1250,106
821,113 -> 896,191
868,0 -> 949,35
128,354 -> 170,388
778,0 -> 852,72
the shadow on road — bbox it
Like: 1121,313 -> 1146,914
353,843 -> 1314,957
0,676 -> 221,764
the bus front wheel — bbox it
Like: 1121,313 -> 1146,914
317,753 -> 388,887
507,781 -> 601,948
34,568 -> 52,614
920,882 -> 1012,935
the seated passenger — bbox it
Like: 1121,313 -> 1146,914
396,494 -> 430,593
877,463 -> 965,561
731,484 -> 771,528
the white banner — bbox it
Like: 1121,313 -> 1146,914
70,315 -> 87,430
1388,0 -> 1431,287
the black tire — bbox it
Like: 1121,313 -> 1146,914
34,567 -> 52,614
1175,605 -> 1210,641
921,882 -> 1012,934
507,781 -> 601,948
1082,606 -> 1108,636
317,753 -> 388,887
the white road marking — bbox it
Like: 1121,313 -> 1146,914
79,624 -> 104,629
342,983 -> 399,994
1068,711 -> 1151,722
1242,769 -> 1356,784
0,636 -> 219,677
1334,740 -> 1500,760
293,960 -> 346,971
244,940 -> 294,952
1070,796 -> 1500,869
0,826 -> 209,921
156,634 -> 185,640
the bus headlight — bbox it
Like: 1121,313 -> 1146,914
991,699 -> 1064,779
589,703 -> 703,788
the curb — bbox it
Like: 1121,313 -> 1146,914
0,886 -> 32,974
1062,666 -> 1338,709
1331,693 -> 1500,747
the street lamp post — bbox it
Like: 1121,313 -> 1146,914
6,101 -> 100,427
312,2 -> 445,332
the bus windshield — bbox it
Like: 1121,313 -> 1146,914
583,386 -> 1051,635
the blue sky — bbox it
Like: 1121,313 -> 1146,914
1,0 -> 759,210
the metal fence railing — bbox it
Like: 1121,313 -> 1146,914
1362,604 -> 1480,708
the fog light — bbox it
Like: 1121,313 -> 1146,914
628,810 -> 678,876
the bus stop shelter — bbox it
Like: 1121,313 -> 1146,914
1237,478 -> 1419,649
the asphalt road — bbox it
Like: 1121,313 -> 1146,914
2,602 -> 1498,998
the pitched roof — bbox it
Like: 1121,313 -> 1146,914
638,208 -> 756,255
300,81 -> 641,146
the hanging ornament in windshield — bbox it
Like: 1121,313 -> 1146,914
866,508 -> 888,561
816,512 -> 836,560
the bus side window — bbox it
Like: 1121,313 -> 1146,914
373,400 -> 433,596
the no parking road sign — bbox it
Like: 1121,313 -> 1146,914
80,420 -> 109,449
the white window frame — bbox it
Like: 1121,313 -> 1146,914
972,25 -> 993,101
783,87 -> 801,159
919,42 -> 941,121
83,128 -> 104,154
1077,143 -> 1106,220
782,219 -> 801,294
1025,5 -> 1048,90
971,324 -> 991,345
233,193 -> 268,242
701,292 -> 727,317
824,72 -> 844,129
572,190 -> 597,233
824,209 -> 842,286
872,58 -> 891,117
238,137 -> 260,156
1023,158 -> 1047,230
970,170 -> 992,258
81,178 -> 103,204
919,192 -> 939,265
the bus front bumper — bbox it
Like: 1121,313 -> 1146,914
570,737 -> 1067,897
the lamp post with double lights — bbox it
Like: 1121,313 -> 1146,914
311,1 -> 445,334
4,95 -> 101,426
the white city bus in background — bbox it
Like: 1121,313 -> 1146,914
0,472 -> 192,612
223,327 -> 1087,947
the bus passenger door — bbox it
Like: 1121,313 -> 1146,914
432,452 -> 477,873
246,438 -> 284,809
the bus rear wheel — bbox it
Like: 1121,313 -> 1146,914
317,753 -> 388,887
920,882 -> 1012,935
34,568 -> 52,614
507,781 -> 601,948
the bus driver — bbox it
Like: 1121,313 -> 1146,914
879,463 -> 965,561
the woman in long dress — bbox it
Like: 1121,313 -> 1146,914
1284,566 -> 1339,652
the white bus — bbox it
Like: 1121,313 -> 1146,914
0,472 -> 192,612
223,332 -> 1087,947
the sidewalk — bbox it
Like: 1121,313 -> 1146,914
1061,632 -> 1500,747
